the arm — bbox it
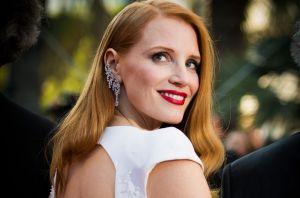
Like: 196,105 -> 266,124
147,160 -> 211,198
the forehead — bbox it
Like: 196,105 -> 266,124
134,15 -> 200,55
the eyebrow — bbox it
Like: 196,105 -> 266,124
190,54 -> 201,62
143,46 -> 174,54
144,45 -> 201,61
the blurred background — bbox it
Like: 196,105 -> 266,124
1,0 -> 299,156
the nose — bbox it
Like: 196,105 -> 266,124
168,64 -> 189,87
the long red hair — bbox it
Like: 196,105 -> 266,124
49,0 -> 224,196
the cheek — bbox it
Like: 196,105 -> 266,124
122,63 -> 162,88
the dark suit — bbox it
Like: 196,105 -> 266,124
0,93 -> 55,198
221,131 -> 300,198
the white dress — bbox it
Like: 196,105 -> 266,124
49,126 -> 203,198
100,126 -> 203,198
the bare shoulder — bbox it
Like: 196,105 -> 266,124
63,145 -> 115,198
147,160 -> 211,198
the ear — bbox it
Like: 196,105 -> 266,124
104,48 -> 122,81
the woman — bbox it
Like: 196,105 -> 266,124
49,0 -> 224,197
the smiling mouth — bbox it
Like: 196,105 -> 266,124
158,90 -> 187,105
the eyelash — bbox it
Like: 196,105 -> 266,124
186,59 -> 200,70
151,52 -> 200,70
151,52 -> 170,62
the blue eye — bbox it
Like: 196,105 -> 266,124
152,52 -> 170,62
186,60 -> 200,70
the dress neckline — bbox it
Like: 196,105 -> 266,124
105,125 -> 179,133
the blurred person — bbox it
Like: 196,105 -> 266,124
48,0 -> 225,197
224,130 -> 253,157
0,0 -> 55,197
248,127 -> 266,150
220,19 -> 300,198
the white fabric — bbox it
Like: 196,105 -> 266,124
49,126 -> 203,198
49,185 -> 55,198
99,126 -> 203,198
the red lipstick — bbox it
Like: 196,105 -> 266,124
159,90 -> 187,105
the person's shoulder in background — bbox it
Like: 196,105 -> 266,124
0,93 -> 55,198
221,132 -> 300,198
0,92 -> 55,134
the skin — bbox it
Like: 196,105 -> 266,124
62,15 -> 211,198
106,15 -> 200,130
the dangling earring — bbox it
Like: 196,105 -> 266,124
104,64 -> 120,107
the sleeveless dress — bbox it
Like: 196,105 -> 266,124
49,126 -> 203,198
100,126 -> 203,198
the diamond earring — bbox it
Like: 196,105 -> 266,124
104,64 -> 120,107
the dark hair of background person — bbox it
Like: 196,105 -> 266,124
0,0 -> 55,197
0,0 -> 44,66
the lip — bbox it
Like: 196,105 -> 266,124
158,90 -> 187,105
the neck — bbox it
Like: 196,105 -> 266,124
110,109 -> 161,131
109,86 -> 162,130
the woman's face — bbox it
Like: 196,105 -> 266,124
117,16 -> 200,125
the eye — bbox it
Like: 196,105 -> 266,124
152,52 -> 170,63
186,59 -> 200,70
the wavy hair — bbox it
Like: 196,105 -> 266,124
50,0 -> 224,196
